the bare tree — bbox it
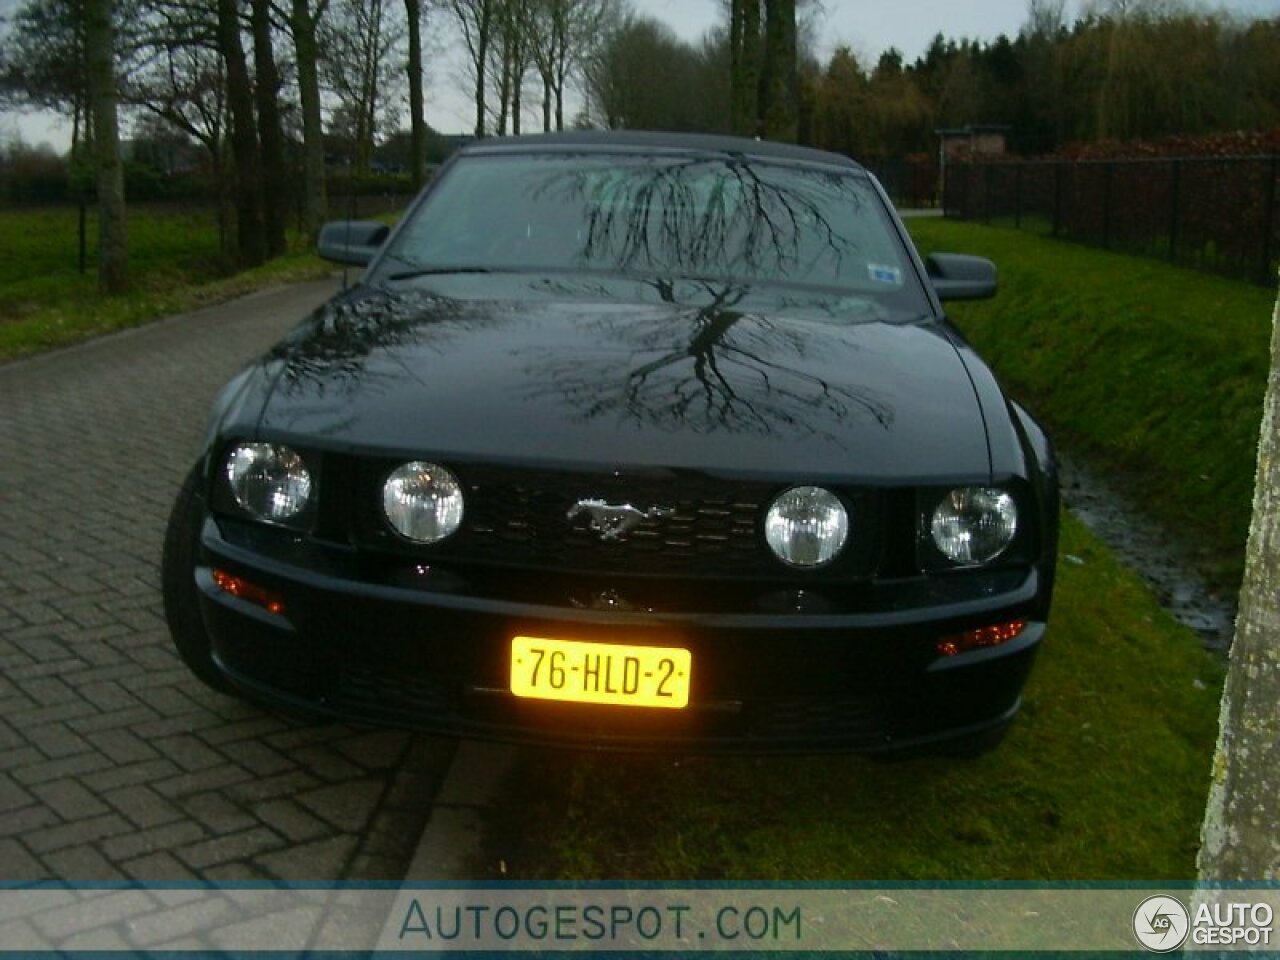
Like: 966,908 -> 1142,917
2,0 -> 92,177
250,0 -> 287,256
490,0 -> 531,135
120,2 -> 235,259
405,0 -> 426,184
216,0 -> 266,267
85,0 -> 127,291
586,15 -> 731,131
443,0 -> 497,137
289,0 -> 328,237
1199,282 -> 1280,881
321,0 -> 406,172
525,0 -> 614,132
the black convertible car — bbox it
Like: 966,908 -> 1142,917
163,131 -> 1058,755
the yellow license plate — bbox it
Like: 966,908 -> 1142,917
510,636 -> 691,710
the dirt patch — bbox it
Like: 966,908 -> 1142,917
1059,453 -> 1236,651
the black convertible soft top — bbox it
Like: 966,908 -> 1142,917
462,129 -> 863,170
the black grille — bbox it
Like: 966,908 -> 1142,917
356,462 -> 878,580
455,467 -> 771,577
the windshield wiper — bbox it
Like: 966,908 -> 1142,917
384,266 -> 494,281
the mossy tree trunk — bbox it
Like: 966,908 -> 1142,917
217,0 -> 266,268
729,0 -> 761,136
251,0 -> 288,259
85,0 -> 128,293
405,0 -> 427,188
1199,280 -> 1280,881
291,0 -> 329,239
760,0 -> 796,142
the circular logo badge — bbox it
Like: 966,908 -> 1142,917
1133,895 -> 1190,953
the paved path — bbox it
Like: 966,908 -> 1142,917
0,280 -> 456,883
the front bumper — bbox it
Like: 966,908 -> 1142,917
197,515 -> 1046,753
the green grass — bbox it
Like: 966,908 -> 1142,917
0,205 -> 335,361
479,515 -> 1223,881
907,218 -> 1276,592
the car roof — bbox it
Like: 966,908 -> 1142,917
460,130 -> 863,171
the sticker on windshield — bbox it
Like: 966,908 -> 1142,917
867,263 -> 903,285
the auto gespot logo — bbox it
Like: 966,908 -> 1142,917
1133,894 -> 1276,952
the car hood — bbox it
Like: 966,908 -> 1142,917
254,282 -> 991,482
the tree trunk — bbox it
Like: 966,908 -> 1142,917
1199,281 -> 1280,881
730,0 -> 743,132
740,0 -> 761,136
405,0 -> 427,188
511,32 -> 523,135
542,77 -> 552,132
760,0 -> 797,142
217,0 -> 266,268
85,0 -> 128,294
251,0 -> 288,258
474,4 -> 490,137
292,0 -> 327,239
496,28 -> 512,136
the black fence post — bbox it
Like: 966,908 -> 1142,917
78,199 -> 87,275
1053,162 -> 1063,237
984,164 -> 993,223
1169,158 -> 1182,264
1015,163 -> 1023,230
1102,163 -> 1113,250
1263,155 -> 1278,285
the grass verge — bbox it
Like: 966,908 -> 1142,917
479,516 -> 1223,880
0,205 -> 335,362
907,218 -> 1275,592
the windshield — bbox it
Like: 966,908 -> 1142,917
375,152 -> 929,310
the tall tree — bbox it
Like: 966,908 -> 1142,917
525,0 -> 613,133
1199,283 -> 1280,881
759,0 -> 797,141
290,0 -> 328,238
120,1 -> 235,260
322,0 -> 405,173
2,0 -> 92,175
216,0 -> 266,267
250,0 -> 286,257
405,0 -> 426,185
584,13 -> 726,132
491,0 -> 531,135
729,0 -> 761,135
446,0 -> 497,137
84,0 -> 127,292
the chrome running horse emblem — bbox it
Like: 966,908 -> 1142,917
567,499 -> 673,541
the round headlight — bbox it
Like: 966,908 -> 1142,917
931,487 -> 1017,565
225,443 -> 313,522
765,486 -> 849,568
383,461 -> 464,543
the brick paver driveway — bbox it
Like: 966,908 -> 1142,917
0,280 -> 455,882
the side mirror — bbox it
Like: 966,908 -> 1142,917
926,253 -> 998,301
317,220 -> 390,266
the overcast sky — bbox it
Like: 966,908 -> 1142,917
3,0 -> 1278,150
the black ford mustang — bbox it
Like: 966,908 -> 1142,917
163,131 -> 1058,755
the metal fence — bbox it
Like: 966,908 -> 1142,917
866,158 -> 939,211
942,155 -> 1280,285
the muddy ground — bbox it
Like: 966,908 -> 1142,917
1058,454 -> 1236,651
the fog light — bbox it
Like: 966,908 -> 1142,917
212,569 -> 286,615
937,619 -> 1026,657
765,486 -> 849,568
383,461 -> 465,543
